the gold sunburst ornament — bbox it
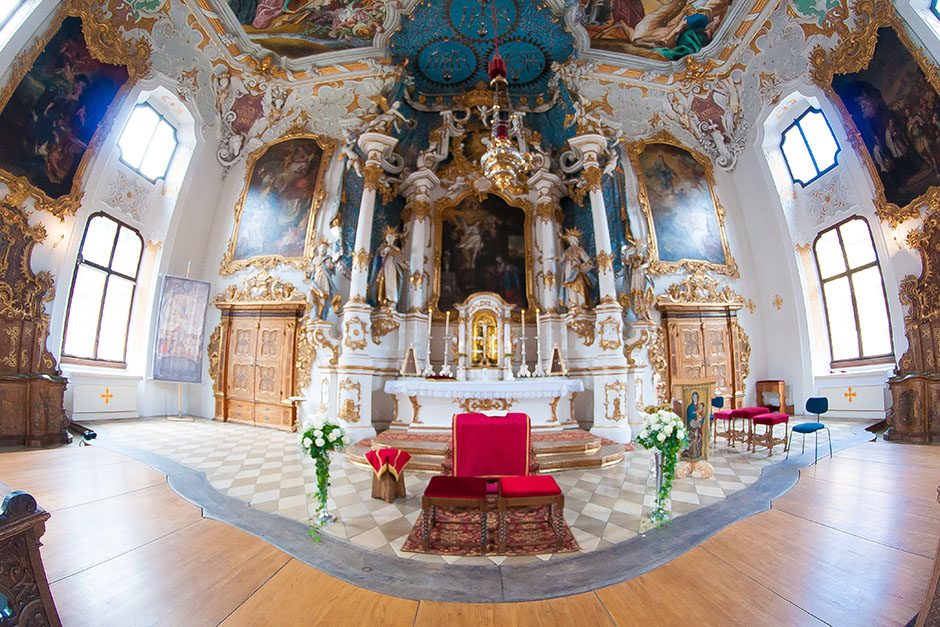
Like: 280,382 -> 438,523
480,0 -> 532,191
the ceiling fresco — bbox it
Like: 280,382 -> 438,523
225,0 -> 386,58
576,0 -> 732,61
389,0 -> 575,99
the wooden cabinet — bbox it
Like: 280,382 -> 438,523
213,303 -> 303,431
658,303 -> 746,409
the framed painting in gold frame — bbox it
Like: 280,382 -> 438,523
811,3 -> 940,228
671,377 -> 715,462
626,133 -> 737,277
220,130 -> 336,275
0,5 -> 150,217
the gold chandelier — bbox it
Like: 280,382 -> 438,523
480,2 -> 531,191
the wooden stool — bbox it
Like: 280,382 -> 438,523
712,410 -> 734,445
497,475 -> 565,552
752,413 -> 789,456
729,407 -> 770,450
365,449 -> 409,503
421,476 -> 488,552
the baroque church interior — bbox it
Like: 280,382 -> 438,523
1,0 -> 940,624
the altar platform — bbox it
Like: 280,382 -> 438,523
347,428 -> 627,472
384,378 -> 584,430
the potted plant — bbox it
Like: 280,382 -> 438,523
636,406 -> 690,526
299,416 -> 350,540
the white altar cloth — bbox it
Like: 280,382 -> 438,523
384,378 -> 584,430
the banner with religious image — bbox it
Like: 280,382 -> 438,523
152,275 -> 211,383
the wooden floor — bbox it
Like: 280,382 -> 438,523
1,439 -> 937,626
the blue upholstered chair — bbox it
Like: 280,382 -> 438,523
786,397 -> 832,464
709,396 -> 724,436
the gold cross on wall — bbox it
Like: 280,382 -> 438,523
101,388 -> 114,404
844,387 -> 857,403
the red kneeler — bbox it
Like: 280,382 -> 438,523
421,476 -> 488,551
752,413 -> 790,456
365,448 -> 410,503
497,475 -> 565,552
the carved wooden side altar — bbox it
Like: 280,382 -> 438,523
384,379 -> 583,430
653,272 -> 749,408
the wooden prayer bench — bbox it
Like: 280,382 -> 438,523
0,482 -> 61,625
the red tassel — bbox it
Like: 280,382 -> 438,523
488,53 -> 507,80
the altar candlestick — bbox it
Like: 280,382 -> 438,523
535,307 -> 541,339
444,310 -> 450,339
521,309 -> 525,337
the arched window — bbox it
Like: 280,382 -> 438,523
117,103 -> 178,181
813,217 -> 893,367
780,107 -> 840,186
62,213 -> 143,365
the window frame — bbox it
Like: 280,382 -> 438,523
0,1 -> 27,33
813,216 -> 894,369
117,102 -> 179,183
61,212 -> 144,367
780,107 -> 841,187
932,0 -> 940,21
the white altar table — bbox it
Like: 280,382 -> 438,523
384,378 -> 584,430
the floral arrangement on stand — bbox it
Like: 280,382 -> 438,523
636,407 -> 690,526
300,416 -> 350,541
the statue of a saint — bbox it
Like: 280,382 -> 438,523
560,228 -> 596,311
626,239 -> 655,320
309,239 -> 341,320
369,226 -> 408,309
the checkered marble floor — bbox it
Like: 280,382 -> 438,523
94,417 -> 865,566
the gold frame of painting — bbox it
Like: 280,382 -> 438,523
429,188 -> 536,319
626,131 -> 738,278
810,0 -> 940,228
0,3 -> 151,218
220,128 -> 336,275
670,377 -> 716,462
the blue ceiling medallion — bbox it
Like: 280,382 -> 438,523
418,40 -> 477,85
449,0 -> 517,41
499,40 -> 545,85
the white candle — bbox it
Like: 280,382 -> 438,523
521,309 -> 525,338
427,307 -> 432,338
444,310 -> 450,339
535,307 -> 541,340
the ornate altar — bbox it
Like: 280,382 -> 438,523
383,378 -> 583,430
455,292 -> 516,381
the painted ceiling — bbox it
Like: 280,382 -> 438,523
389,0 -> 574,98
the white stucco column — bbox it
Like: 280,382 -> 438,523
400,169 -> 439,313
529,169 -> 563,313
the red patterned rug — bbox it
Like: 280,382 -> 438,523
400,505 -> 580,556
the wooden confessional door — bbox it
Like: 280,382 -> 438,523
216,304 -> 301,431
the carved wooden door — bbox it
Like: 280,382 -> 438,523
225,315 -> 258,425
702,319 -> 732,398
669,319 -> 705,380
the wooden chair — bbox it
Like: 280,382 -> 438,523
421,476 -> 488,551
751,413 -> 790,456
497,475 -> 565,552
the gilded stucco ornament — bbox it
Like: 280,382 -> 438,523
343,317 -> 369,350
656,270 -> 745,307
568,317 -> 596,347
214,272 -> 307,305
809,0 -> 940,228
207,325 -> 221,394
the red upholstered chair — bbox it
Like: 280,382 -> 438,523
751,413 -> 789,456
421,475 -> 488,551
451,413 -> 533,479
728,406 -> 770,450
497,475 -> 565,552
367,448 -> 410,503
712,411 -> 734,445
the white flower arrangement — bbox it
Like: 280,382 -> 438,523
635,408 -> 690,526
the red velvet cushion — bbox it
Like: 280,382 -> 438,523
753,413 -> 789,425
730,406 -> 770,419
378,448 -> 411,477
424,475 -> 487,499
498,475 -> 561,498
364,450 -> 384,476
713,410 -> 733,420
452,414 -> 531,477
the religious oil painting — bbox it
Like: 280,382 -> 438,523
152,276 -> 212,383
225,0 -> 386,58
222,135 -> 334,274
632,140 -> 733,275
436,195 -> 529,313
831,28 -> 940,210
672,378 -> 714,461
0,16 -> 128,202
578,0 -> 732,60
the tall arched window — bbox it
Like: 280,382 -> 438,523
62,213 -> 143,365
813,217 -> 893,367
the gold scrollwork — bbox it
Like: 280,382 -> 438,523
549,396 -> 560,423
408,395 -> 422,423
456,397 -> 516,413
362,163 -> 384,191
370,313 -> 400,345
294,315 -> 315,393
219,129 -> 337,275
214,272 -> 307,305
732,320 -> 750,393
583,166 -> 603,191
656,270 -> 745,307
309,326 -> 339,366
207,324 -> 222,394
343,317 -> 368,350
596,250 -> 614,272
569,318 -> 595,346
625,130 -> 738,278
337,378 -> 361,423
604,380 -> 629,422
809,1 -> 940,228
598,316 -> 623,350
648,329 -> 667,403
623,329 -> 649,367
